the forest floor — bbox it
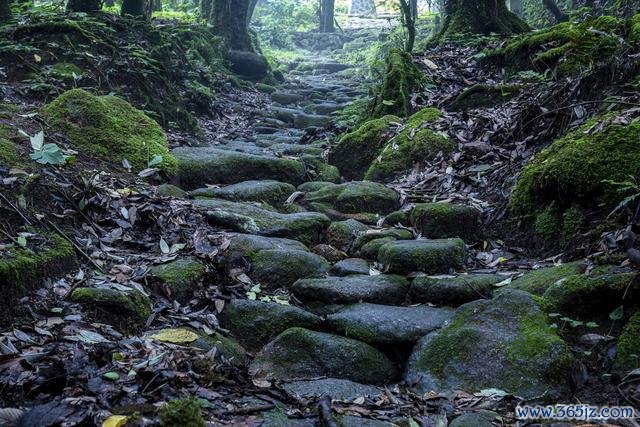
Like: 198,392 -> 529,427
0,12 -> 639,427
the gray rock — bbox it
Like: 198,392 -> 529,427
249,328 -> 399,384
449,411 -> 498,427
302,181 -> 400,216
405,289 -> 574,398
325,219 -> 369,251
327,303 -> 453,345
172,147 -> 305,189
194,199 -> 330,245
282,378 -> 382,400
227,50 -> 269,79
353,228 -> 413,250
378,239 -> 465,274
410,274 -> 504,306
149,257 -> 206,303
250,249 -> 329,288
409,203 -> 479,239
271,92 -> 304,105
222,299 -> 322,351
190,180 -> 295,207
331,258 -> 370,276
292,275 -> 409,305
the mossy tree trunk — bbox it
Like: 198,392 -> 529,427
121,0 -> 150,17
0,0 -> 12,23
205,0 -> 256,51
542,0 -> 568,23
436,0 -> 529,39
319,0 -> 335,33
66,0 -> 103,12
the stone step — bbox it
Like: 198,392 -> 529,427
377,239 -> 465,275
190,180 -> 296,206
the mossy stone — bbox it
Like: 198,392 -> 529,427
506,262 -> 585,296
156,184 -> 187,198
223,233 -> 308,259
613,312 -> 640,375
301,156 -> 341,183
410,274 -> 504,306
358,236 -> 397,259
405,289 -> 574,398
173,147 -> 306,189
194,198 -> 330,245
41,89 -> 176,173
353,228 -> 414,251
364,108 -> 454,182
384,210 -> 409,226
328,115 -> 398,180
0,234 -> 77,324
298,181 -> 335,193
191,329 -> 247,367
149,257 -> 205,303
325,219 -> 369,251
327,303 -> 453,345
292,274 -> 409,306
255,83 -> 277,94
190,180 -> 296,206
70,287 -> 151,325
249,327 -> 399,384
302,181 -> 400,216
250,249 -> 330,288
377,239 -> 465,274
221,299 -> 322,351
331,258 -> 370,276
409,203 -> 479,239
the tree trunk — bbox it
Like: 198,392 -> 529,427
349,0 -> 376,15
319,0 -> 335,32
399,0 -> 416,52
207,0 -> 256,51
0,0 -> 11,23
509,0 -> 523,16
435,0 -> 529,40
121,0 -> 149,17
66,0 -> 103,12
410,0 -> 418,20
542,0 -> 568,22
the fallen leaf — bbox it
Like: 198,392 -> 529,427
102,415 -> 128,427
151,328 -> 199,344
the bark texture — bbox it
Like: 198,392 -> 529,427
66,0 -> 103,12
121,0 -> 150,17
320,0 -> 335,33
436,0 -> 529,40
205,0 -> 255,51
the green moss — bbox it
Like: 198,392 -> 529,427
614,312 -> 640,374
487,15 -> 635,76
328,115 -> 399,180
41,89 -> 177,173
191,330 -> 247,367
0,138 -> 19,166
159,397 -> 205,427
370,49 -> 424,119
630,14 -> 640,44
150,257 -> 205,303
408,202 -> 478,239
255,82 -> 276,93
49,63 -> 83,81
507,262 -> 585,296
70,287 -> 151,324
365,108 -> 454,182
508,314 -> 566,362
511,115 -> 640,242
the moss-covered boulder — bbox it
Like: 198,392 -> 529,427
302,181 -> 400,219
405,289 -> 574,398
249,328 -> 399,384
327,303 -> 453,345
70,286 -> 151,326
194,199 -> 330,245
149,257 -> 205,303
41,89 -> 176,173
325,219 -> 369,251
221,299 -> 322,352
353,228 -> 414,251
0,234 -> 77,325
300,156 -> 341,183
328,115 -> 398,180
190,180 -> 296,207
409,203 -> 479,239
450,84 -> 520,111
410,274 -> 505,306
510,115 -> 640,243
370,49 -> 423,119
364,108 -> 454,182
485,16 -> 637,77
292,275 -> 409,306
250,249 -> 330,288
172,147 -> 306,189
613,312 -> 640,374
298,181 -> 335,193
377,239 -> 465,274
506,262 -> 585,295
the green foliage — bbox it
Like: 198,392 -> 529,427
42,89 -> 177,173
614,312 -> 640,374
252,0 -> 317,50
159,398 -> 205,427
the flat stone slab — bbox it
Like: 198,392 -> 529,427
327,303 -> 453,345
250,249 -> 329,288
190,180 -> 295,206
282,378 -> 382,400
410,274 -> 505,306
222,299 -> 322,351
249,327 -> 399,384
377,239 -> 465,274
409,203 -> 479,239
331,258 -> 370,276
302,181 -> 400,216
292,275 -> 409,305
173,147 -> 306,189
194,199 -> 330,245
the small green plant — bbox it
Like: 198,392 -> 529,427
159,397 -> 205,427
19,129 -> 66,165
548,313 -> 599,332
604,175 -> 640,220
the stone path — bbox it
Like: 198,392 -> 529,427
155,17 -> 576,421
